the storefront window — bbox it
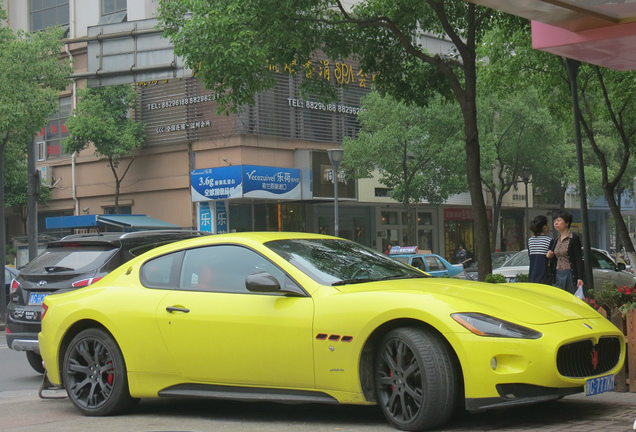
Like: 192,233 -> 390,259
381,211 -> 399,225
418,212 -> 432,225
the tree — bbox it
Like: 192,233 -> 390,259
342,92 -> 466,245
477,89 -> 561,251
0,5 -> 71,318
3,143 -> 52,232
576,66 -> 636,264
481,21 -> 636,267
64,85 -> 146,214
158,0 -> 507,279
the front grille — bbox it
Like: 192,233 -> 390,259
557,337 -> 622,377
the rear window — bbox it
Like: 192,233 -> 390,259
21,245 -> 118,274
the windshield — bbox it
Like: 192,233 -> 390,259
264,239 -> 428,286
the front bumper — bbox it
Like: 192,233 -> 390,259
466,383 -> 582,411
448,316 -> 625,403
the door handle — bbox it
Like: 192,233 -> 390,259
166,306 -> 190,313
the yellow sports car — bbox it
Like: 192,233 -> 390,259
38,232 -> 624,431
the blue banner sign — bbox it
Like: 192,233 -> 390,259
198,202 -> 213,232
216,201 -> 228,233
242,165 -> 301,199
191,165 -> 301,201
191,166 -> 243,202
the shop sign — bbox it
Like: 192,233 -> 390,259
242,165 -> 301,199
191,166 -> 243,202
190,165 -> 301,201
215,201 -> 228,234
198,202 -> 213,232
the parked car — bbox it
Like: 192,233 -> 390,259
493,248 -> 636,288
389,246 -> 464,277
39,232 -> 624,431
6,230 -> 207,373
461,251 -> 515,280
3,265 -> 19,306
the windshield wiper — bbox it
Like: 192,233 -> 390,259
379,274 -> 429,280
332,274 -> 428,286
44,266 -> 75,273
332,278 -> 369,286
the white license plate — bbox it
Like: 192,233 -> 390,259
28,292 -> 49,305
585,374 -> 614,396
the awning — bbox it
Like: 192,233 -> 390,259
46,214 -> 180,230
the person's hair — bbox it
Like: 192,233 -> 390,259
530,215 -> 548,236
554,210 -> 573,228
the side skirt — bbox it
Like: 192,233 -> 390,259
158,383 -> 339,405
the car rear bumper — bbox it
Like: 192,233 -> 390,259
6,333 -> 40,353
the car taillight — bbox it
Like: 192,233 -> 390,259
71,276 -> 103,288
10,278 -> 20,294
41,303 -> 49,321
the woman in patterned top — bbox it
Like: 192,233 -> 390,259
546,210 -> 584,294
528,215 -> 552,284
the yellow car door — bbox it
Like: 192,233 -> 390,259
153,244 -> 315,389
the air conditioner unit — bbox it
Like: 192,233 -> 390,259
37,166 -> 54,185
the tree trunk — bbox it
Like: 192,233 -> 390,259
605,186 -> 635,255
114,178 -> 121,214
462,66 -> 492,280
0,137 -> 6,321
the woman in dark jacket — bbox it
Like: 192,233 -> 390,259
546,210 -> 584,294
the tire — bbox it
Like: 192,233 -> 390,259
62,328 -> 139,416
374,327 -> 458,431
26,351 -> 45,374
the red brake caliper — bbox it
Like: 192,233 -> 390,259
107,361 -> 114,386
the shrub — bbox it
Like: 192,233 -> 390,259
585,281 -> 636,314
485,273 -> 507,283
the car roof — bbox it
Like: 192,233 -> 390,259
52,230 -> 208,247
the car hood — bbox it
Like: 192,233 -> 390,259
334,278 -> 597,325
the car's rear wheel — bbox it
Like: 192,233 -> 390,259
26,351 -> 45,374
63,328 -> 139,416
374,327 -> 458,431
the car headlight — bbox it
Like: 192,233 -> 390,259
451,312 -> 542,339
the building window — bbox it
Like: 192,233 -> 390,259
36,97 -> 71,160
30,0 -> 69,32
103,206 -> 132,215
37,142 -> 46,161
99,0 -> 127,24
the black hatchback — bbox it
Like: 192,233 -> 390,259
6,230 -> 207,373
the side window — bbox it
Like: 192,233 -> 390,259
425,256 -> 443,271
180,245 -> 288,294
140,252 -> 182,288
410,257 -> 424,270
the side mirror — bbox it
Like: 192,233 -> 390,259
246,272 -> 281,293
618,262 -> 627,271
245,271 -> 306,297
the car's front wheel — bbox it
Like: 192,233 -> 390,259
26,351 -> 45,374
62,328 -> 139,416
374,327 -> 458,431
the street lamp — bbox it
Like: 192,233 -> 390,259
328,149 -> 344,237
521,168 -> 531,248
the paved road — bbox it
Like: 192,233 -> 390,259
3,329 -> 636,431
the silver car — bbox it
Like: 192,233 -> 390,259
493,248 -> 636,288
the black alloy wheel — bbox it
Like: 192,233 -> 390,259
63,328 -> 139,416
375,327 -> 458,431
